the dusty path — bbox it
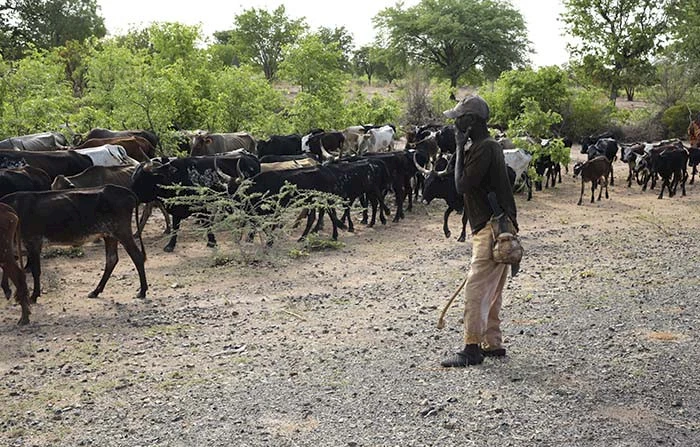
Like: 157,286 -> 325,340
2,150 -> 699,446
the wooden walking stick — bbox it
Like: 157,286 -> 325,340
436,274 -> 469,329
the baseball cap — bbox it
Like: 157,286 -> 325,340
443,94 -> 490,121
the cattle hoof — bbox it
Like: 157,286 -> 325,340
444,231 -> 451,238
88,290 -> 99,298
163,245 -> 175,252
348,227 -> 355,233
162,229 -> 171,235
29,295 -> 39,304
457,236 -> 466,243
206,241 -> 216,248
17,316 -> 29,326
135,291 -> 147,299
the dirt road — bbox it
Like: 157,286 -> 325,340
2,150 -> 699,446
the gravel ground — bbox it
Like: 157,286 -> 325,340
1,149 -> 699,447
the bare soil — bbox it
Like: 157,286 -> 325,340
2,148 -> 700,446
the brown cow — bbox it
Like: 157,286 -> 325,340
74,136 -> 155,162
0,203 -> 30,325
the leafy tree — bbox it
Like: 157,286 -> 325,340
315,26 -> 354,71
667,0 -> 700,67
225,5 -> 307,81
148,22 -> 203,66
0,0 -> 106,60
562,0 -> 671,102
279,34 -> 345,96
374,0 -> 529,88
0,49 -> 75,136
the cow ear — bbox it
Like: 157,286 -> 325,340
205,136 -> 213,144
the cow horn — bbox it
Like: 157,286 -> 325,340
235,158 -> 244,180
413,153 -> 431,177
213,157 -> 232,184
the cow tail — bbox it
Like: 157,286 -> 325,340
134,199 -> 147,262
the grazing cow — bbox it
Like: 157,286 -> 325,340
256,134 -> 302,158
0,131 -> 69,151
51,165 -> 172,234
1,185 -> 148,302
74,145 -> 138,166
0,203 -> 30,325
216,163 -> 343,243
81,128 -> 159,150
503,148 -> 533,200
0,166 -> 52,198
74,136 -> 155,161
303,131 -> 345,160
573,156 -> 612,205
131,154 -> 261,252
190,132 -> 256,156
358,125 -> 395,154
0,149 -> 93,180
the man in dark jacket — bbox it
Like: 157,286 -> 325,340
441,94 -> 519,367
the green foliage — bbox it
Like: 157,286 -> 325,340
375,0 -> 529,87
162,181 -> 347,254
484,66 -> 571,128
279,34 -> 346,96
341,92 -> 401,129
0,49 -> 75,136
400,70 -> 453,125
508,98 -> 563,139
668,0 -> 700,67
148,22 -> 203,66
228,5 -> 307,81
662,104 -> 699,138
562,0 -> 671,101
562,88 -> 617,140
0,0 -> 106,60
205,65 -> 285,134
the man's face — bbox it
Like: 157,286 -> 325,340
455,113 -> 479,133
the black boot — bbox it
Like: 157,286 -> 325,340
441,344 -> 484,367
481,347 -> 506,357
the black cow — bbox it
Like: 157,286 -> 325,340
0,149 -> 93,180
436,125 -> 457,154
0,185 -> 148,302
256,134 -> 302,158
573,156 -> 612,205
534,154 -> 560,191
641,148 -> 689,199
304,131 -> 345,160
51,165 -> 172,235
0,166 -> 52,198
620,143 -> 646,187
217,164 -> 343,244
0,132 -> 69,151
80,128 -> 159,150
580,131 -> 615,154
364,151 -> 414,222
131,154 -> 261,252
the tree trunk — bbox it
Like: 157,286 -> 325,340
609,83 -> 618,105
625,86 -> 635,101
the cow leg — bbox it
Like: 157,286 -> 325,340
137,202 -> 153,235
525,175 -> 532,201
298,209 -> 317,241
367,196 -> 378,227
457,211 -> 468,242
312,209 -> 325,233
359,194 -> 369,225
163,215 -> 181,252
89,237 -> 119,298
443,207 -> 453,238
26,238 -> 42,303
118,235 -> 148,299
557,164 -> 562,183
345,205 -> 355,233
597,179 -> 604,201
578,179 -> 584,206
405,179 -> 413,212
1,269 -> 11,299
157,200 -> 172,234
691,165 -> 697,185
682,170 -> 688,196
206,230 -> 216,248
591,181 -> 597,203
328,208 -> 340,240
1,262 -> 30,325
658,178 -> 667,199
610,164 -> 614,186
393,184 -> 405,222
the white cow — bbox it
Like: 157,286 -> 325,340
74,145 -> 139,167
503,148 -> 533,200
358,125 -> 395,154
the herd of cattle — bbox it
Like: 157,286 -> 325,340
0,125 -> 698,326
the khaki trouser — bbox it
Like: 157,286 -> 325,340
463,225 -> 509,349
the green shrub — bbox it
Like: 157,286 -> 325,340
662,104 -> 700,139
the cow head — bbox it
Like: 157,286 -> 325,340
413,153 -> 452,204
131,160 -> 169,202
573,162 -> 584,178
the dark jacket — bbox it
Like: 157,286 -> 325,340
458,137 -> 518,234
